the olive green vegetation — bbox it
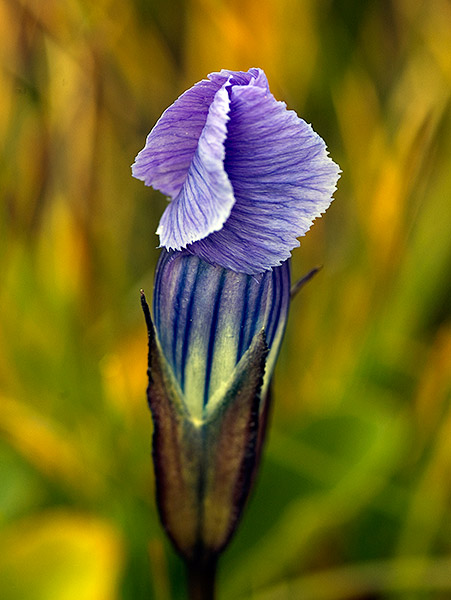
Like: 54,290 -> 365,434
1,0 -> 450,598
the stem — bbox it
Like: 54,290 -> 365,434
186,558 -> 217,600
290,266 -> 322,299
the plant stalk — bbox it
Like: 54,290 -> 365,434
186,557 -> 217,600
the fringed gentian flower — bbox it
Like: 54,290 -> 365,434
133,68 -> 340,598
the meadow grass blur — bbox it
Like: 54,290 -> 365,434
1,0 -> 451,598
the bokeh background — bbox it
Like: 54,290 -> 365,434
1,0 -> 451,598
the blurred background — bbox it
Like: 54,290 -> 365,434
1,0 -> 451,598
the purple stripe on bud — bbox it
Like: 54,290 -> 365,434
153,250 -> 290,418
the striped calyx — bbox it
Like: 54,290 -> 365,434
153,250 -> 290,419
142,250 -> 290,561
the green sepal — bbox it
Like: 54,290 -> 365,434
141,292 -> 268,563
142,292 -> 201,556
200,329 -> 268,557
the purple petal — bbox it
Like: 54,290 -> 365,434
187,84 -> 340,273
156,84 -> 236,250
211,67 -> 269,90
131,73 -> 228,198
133,68 -> 340,273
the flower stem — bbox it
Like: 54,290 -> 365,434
186,558 -> 217,600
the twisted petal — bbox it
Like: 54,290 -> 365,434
131,73 -> 228,198
153,250 -> 290,418
132,68 -> 340,274
156,84 -> 235,249
187,84 -> 340,273
211,67 -> 269,91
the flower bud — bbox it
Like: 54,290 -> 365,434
142,250 -> 290,562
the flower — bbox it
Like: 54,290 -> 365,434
141,250 -> 290,561
132,68 -> 340,274
135,68 -> 340,579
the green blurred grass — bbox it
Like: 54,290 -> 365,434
1,0 -> 451,598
